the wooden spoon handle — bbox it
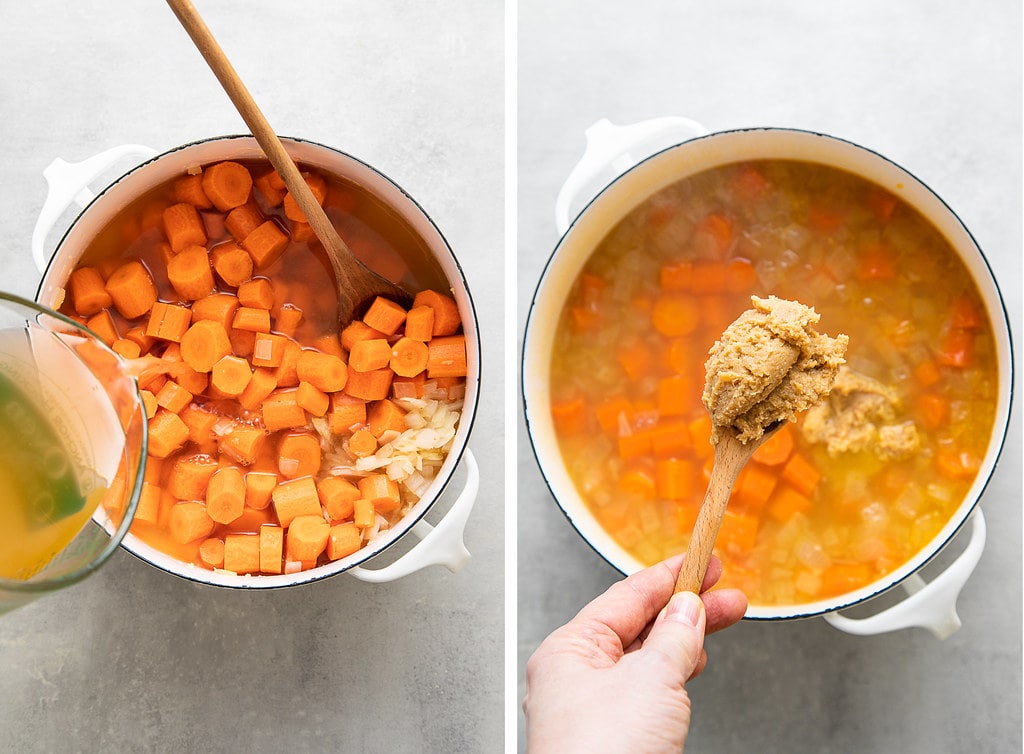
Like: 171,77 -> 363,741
165,0 -> 349,263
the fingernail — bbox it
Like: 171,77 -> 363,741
666,591 -> 703,627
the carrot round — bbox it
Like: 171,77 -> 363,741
278,432 -> 322,479
168,501 -> 216,544
201,161 -> 254,212
180,319 -> 232,373
211,354 -> 254,397
199,538 -> 225,568
389,336 -> 429,377
105,259 -> 158,319
285,514 -> 330,563
167,244 -> 215,301
210,241 -> 254,288
348,428 -> 378,458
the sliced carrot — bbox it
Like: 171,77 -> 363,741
618,430 -> 653,461
651,294 -> 699,337
105,259 -> 158,319
362,296 -> 407,336
274,339 -> 304,387
249,332 -> 287,369
312,334 -> 345,359
691,260 -> 727,293
219,424 -> 266,466
426,335 -> 468,378
261,388 -> 307,432
659,260 -> 693,292
696,212 -> 733,256
655,458 -> 694,500
329,393 -> 368,434
732,164 -> 771,201
232,306 -> 272,333
916,393 -> 950,430
201,161 -> 253,212
245,471 -> 278,510
139,389 -> 158,419
618,468 -> 656,499
282,171 -> 328,223
148,410 -> 190,458
935,448 -> 982,480
211,354 -> 253,397
656,375 -> 692,417
179,320 -> 232,373
274,304 -> 303,337
278,432 -> 322,479
716,508 -> 759,552
411,290 -> 461,336
206,466 -> 245,525
367,399 -> 407,438
296,380 -> 329,417
163,202 -> 208,252
168,501 -> 216,544
344,367 -> 393,401
134,482 -> 162,525
223,533 -> 260,574
392,372 -> 425,400
725,258 -> 758,293
317,476 -> 360,522
340,320 -> 387,351
238,366 -> 278,411
124,326 -> 156,354
550,398 -> 587,436
616,340 -> 652,381
209,241 -> 254,288
86,310 -> 118,345
258,524 -> 284,574
404,305 -> 435,342
348,428 -> 378,458
167,244 -> 215,301
733,463 -> 778,510
349,338 -> 392,373
198,537 -> 225,568
173,173 -> 212,209
858,241 -> 896,280
389,337 -> 429,378
357,474 -> 401,514
230,329 -> 256,359
936,329 -> 974,368
327,522 -> 362,560
224,202 -> 264,241
295,349 -> 348,392
155,380 -> 193,414
146,302 -> 192,342
168,455 -> 219,501
752,425 -> 795,466
594,396 -> 633,435
271,476 -> 322,528
242,220 -> 290,269
286,514 -> 330,563
254,169 -> 286,208
767,485 -> 812,522
69,267 -> 113,317
237,277 -> 275,310
821,562 -> 872,597
649,418 -> 692,459
781,452 -> 820,496
189,293 -> 238,332
180,404 -> 220,450
914,359 -> 942,388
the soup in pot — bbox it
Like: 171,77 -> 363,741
549,159 -> 997,607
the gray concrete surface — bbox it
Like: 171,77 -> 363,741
0,3 -> 503,752
517,2 -> 1022,752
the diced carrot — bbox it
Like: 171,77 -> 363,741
139,389 -> 158,419
344,367 -> 393,401
295,380 -> 329,417
148,409 -> 190,458
208,241 -> 253,288
163,202 -> 208,252
224,202 -> 264,241
201,161 -> 253,212
935,448 -> 982,480
229,328 -> 256,358
290,221 -> 317,244
105,259 -> 158,319
917,393 -> 950,430
733,164 -> 771,201
237,277 -> 275,310
327,522 -> 363,560
949,294 -> 984,330
198,537 -> 225,569
245,471 -> 278,510
651,295 -> 699,337
179,320 -> 232,373
618,430 -> 652,461
821,561 -> 873,597
725,258 -> 758,293
232,306 -> 272,333
389,337 -> 429,378
222,533 -> 260,574
317,476 -> 360,522
167,245 -> 215,301
278,432 -> 322,479
168,454 -> 218,501
180,404 -> 219,449
242,220 -> 290,269
310,334 -> 343,359
282,171 -> 328,223
655,458 -> 694,500
696,212 -> 733,256
858,241 -> 896,280
752,425 -> 795,466
914,359 -> 942,388
254,169 -> 285,208
211,355 -> 253,397
124,326 -> 156,354
618,468 -> 656,499
173,173 -> 213,209
295,349 -> 348,392
237,366 -> 278,412
69,267 -> 113,317
808,205 -> 845,233
362,296 -> 407,337
86,310 -> 118,345
367,398 -> 407,437
340,320 -> 387,351
191,293 -> 240,331
111,338 -> 140,360
168,501 -> 217,545
411,290 -> 461,336
615,340 -> 652,381
286,514 -> 330,563
691,260 -> 727,293
271,476 -> 322,528
257,524 -> 284,573
357,473 -> 401,514
134,482 -> 162,524
404,305 -> 435,342
206,466 -> 245,524
273,339 -> 302,388
155,380 -> 193,414
218,423 -> 266,466
426,335 -> 468,378
593,397 -> 633,435
733,463 -> 778,510
329,393 -> 368,434
659,260 -> 693,292
261,388 -> 307,432
716,509 -> 759,552
656,375 -> 692,417
936,329 -> 974,368
649,418 -> 692,459
767,485 -> 812,522
348,338 -> 392,373
145,302 -> 191,343
781,452 -> 821,496
274,304 -> 303,337
348,428 -> 378,458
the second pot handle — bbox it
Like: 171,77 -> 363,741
823,508 -> 986,639
348,450 -> 479,583
554,116 -> 708,235
32,144 -> 157,274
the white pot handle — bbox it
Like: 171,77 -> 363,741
31,144 -> 158,274
823,508 -> 986,639
554,116 -> 709,235
348,449 -> 479,583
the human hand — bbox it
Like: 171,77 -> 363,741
523,554 -> 747,753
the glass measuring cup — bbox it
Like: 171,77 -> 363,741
0,292 -> 146,614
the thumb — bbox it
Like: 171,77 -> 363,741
640,591 -> 707,678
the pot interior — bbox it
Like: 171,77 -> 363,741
524,128 -> 1012,619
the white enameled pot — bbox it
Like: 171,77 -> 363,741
523,118 -> 1013,638
33,136 -> 481,588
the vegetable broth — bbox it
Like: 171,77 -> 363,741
550,159 -> 997,607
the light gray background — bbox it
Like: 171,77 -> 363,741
0,2 -> 503,752
517,2 -> 1022,752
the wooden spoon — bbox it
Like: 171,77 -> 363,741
674,421 -> 783,594
166,0 -> 409,324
